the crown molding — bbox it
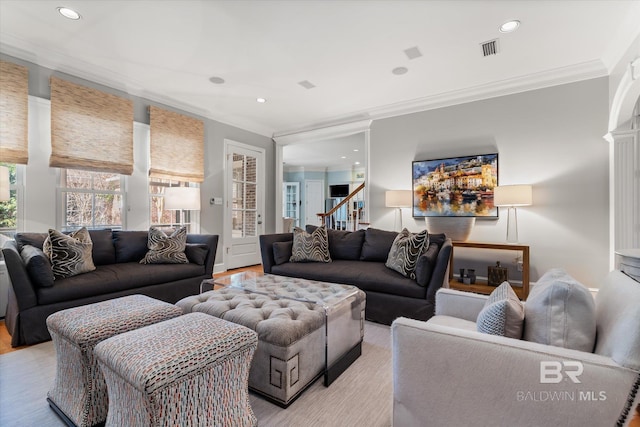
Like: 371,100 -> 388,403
276,60 -> 608,136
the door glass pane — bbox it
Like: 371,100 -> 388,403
246,156 -> 256,183
233,154 -> 245,181
233,183 -> 244,209
232,210 -> 243,238
245,211 -> 256,237
246,183 -> 256,209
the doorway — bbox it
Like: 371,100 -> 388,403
304,179 -> 324,228
224,140 -> 265,269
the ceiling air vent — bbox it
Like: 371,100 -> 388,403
481,39 -> 499,57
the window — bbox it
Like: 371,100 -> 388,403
149,178 -> 197,232
0,163 -> 17,237
60,169 -> 124,230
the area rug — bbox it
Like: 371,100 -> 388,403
0,321 -> 392,427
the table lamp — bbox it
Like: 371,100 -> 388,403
493,185 -> 532,243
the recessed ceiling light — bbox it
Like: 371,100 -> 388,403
256,98 -> 266,103
392,67 -> 408,75
209,76 -> 225,84
353,149 -> 359,152
499,20 -> 520,33
57,7 -> 81,20
354,162 -> 360,165
341,156 -> 346,159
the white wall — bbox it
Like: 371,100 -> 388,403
369,78 -> 610,287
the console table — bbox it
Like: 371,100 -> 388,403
448,241 -> 530,299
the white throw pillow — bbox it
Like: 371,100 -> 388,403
476,281 -> 524,339
523,268 -> 596,352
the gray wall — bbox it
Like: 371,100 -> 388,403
2,54 -> 275,268
369,78 -> 610,287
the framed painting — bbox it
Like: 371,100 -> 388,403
412,153 -> 498,218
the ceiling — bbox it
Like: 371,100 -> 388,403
1,0 -> 639,142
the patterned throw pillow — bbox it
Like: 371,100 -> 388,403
476,281 -> 524,339
385,228 -> 429,279
43,227 -> 96,279
140,226 -> 189,264
290,226 -> 331,263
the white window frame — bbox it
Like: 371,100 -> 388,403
148,178 -> 200,233
57,169 -> 126,231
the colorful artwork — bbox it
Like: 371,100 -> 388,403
412,153 -> 498,218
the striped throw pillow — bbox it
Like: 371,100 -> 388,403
385,228 -> 429,279
43,227 -> 96,279
140,226 -> 189,264
290,226 -> 331,263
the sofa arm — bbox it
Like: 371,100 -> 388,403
1,241 -> 38,311
425,238 -> 452,300
259,233 -> 293,273
392,317 -> 638,427
435,288 -> 487,321
186,234 -> 219,277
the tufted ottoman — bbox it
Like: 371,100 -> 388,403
177,274 -> 366,407
94,312 -> 258,427
46,294 -> 182,427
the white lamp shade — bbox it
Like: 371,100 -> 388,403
0,166 -> 9,201
493,185 -> 532,207
385,190 -> 412,208
164,187 -> 201,210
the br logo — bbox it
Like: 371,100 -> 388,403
540,361 -> 583,384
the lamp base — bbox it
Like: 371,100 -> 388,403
505,207 -> 519,243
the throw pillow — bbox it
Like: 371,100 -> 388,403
385,228 -> 429,279
476,281 -> 525,339
306,225 -> 365,260
140,226 -> 189,264
360,228 -> 399,261
184,243 -> 209,265
20,245 -> 55,287
273,241 -> 293,265
113,230 -> 149,263
14,232 -> 48,251
523,268 -> 596,352
290,226 -> 331,263
414,242 -> 440,287
43,227 -> 96,279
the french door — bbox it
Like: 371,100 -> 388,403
224,140 -> 265,269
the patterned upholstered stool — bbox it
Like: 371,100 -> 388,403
46,295 -> 182,427
94,312 -> 258,427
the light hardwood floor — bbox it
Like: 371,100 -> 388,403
0,264 -> 264,355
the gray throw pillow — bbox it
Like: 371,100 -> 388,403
273,241 -> 293,265
43,227 -> 96,279
360,228 -> 399,261
290,226 -> 331,263
140,226 -> 189,264
20,245 -> 55,287
523,268 -> 596,351
385,228 -> 429,279
185,243 -> 208,265
476,281 -> 525,339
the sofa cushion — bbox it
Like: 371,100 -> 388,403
88,229 -> 116,265
360,228 -> 398,262
43,228 -> 96,279
113,230 -> 149,263
185,243 -> 208,265
36,262 -> 206,305
20,245 -> 55,288
290,226 -> 331,263
385,228 -> 429,279
523,268 -> 596,352
273,241 -> 293,265
15,232 -> 47,251
271,260 -> 426,299
306,225 -> 365,260
140,226 -> 189,264
476,282 -> 524,339
415,242 -> 440,287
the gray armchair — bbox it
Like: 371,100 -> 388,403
392,270 -> 640,427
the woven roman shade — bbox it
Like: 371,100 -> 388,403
149,106 -> 204,182
50,77 -> 134,175
0,61 -> 29,164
